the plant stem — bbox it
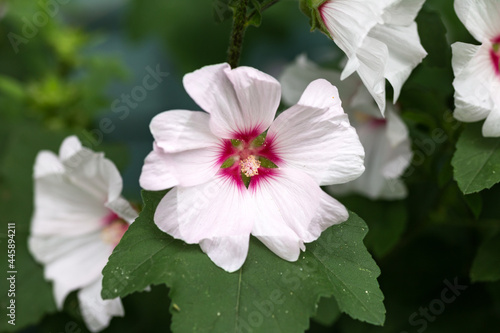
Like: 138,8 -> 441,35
227,0 -> 249,68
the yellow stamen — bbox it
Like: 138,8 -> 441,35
240,155 -> 261,177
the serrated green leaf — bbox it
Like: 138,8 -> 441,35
463,193 -> 482,220
312,296 -> 340,327
471,232 -> 500,282
453,123 -> 500,194
102,190 -> 385,332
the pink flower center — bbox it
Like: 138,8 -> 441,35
101,212 -> 129,246
491,36 -> 500,75
217,131 -> 281,190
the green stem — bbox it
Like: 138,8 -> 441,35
227,0 -> 249,68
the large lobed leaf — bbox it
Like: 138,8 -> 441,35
453,123 -> 500,194
102,190 -> 385,332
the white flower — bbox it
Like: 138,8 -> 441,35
452,0 -> 500,137
140,63 -> 365,272
29,136 -> 138,332
317,0 -> 427,114
281,55 -> 412,200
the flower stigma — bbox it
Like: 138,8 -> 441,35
240,155 -> 261,177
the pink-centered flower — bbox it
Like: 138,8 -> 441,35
452,0 -> 500,137
281,55 -> 412,200
29,136 -> 138,332
316,0 -> 427,114
140,63 -> 365,272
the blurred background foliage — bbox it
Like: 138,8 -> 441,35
1,0 -> 500,332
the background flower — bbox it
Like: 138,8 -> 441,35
281,55 -> 412,200
29,136 -> 137,332
306,0 -> 427,114
452,0 -> 500,137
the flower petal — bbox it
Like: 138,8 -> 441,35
199,234 -> 250,273
226,66 -> 281,135
382,0 -> 425,26
267,102 -> 365,186
150,110 -> 220,153
320,0 -> 383,60
78,278 -> 124,333
251,168 -> 325,261
59,135 -> 83,161
452,42 -> 496,123
345,36 -> 388,113
29,232 -> 113,308
296,79 -> 345,117
106,197 -> 138,224
34,151 -> 64,178
139,142 -> 219,190
454,0 -> 500,42
154,177 -> 253,270
308,190 -> 348,239
369,22 -> 427,103
183,63 -> 280,138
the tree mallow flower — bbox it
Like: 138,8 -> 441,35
281,55 -> 412,199
301,0 -> 427,114
140,63 -> 365,272
452,0 -> 500,137
29,136 -> 138,332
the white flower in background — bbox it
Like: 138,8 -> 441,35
452,0 -> 500,137
281,55 -> 412,200
308,0 -> 427,114
140,63 -> 365,272
29,136 -> 138,332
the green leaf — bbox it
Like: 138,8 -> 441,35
453,123 -> 500,194
463,193 -> 482,220
102,191 -> 385,332
338,196 -> 407,258
312,296 -> 340,327
471,232 -> 500,282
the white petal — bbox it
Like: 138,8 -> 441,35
154,177 -> 253,269
329,108 -> 411,200
251,168 -> 324,260
139,143 -> 219,190
150,110 -> 220,153
32,151 -> 124,236
483,105 -> 500,137
279,55 -> 361,108
34,151 -> 64,178
347,36 -> 388,114
32,174 -> 109,236
59,135 -> 83,161
105,197 -> 138,224
452,42 -> 496,123
29,232 -> 113,308
454,0 -> 500,42
78,278 -> 124,332
226,66 -> 281,134
369,22 -> 427,103
199,234 -> 250,273
183,63 -> 280,138
382,0 -> 425,26
307,191 -> 348,240
297,79 -> 345,117
268,103 -> 365,186
386,106 -> 410,147
320,0 -> 383,60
